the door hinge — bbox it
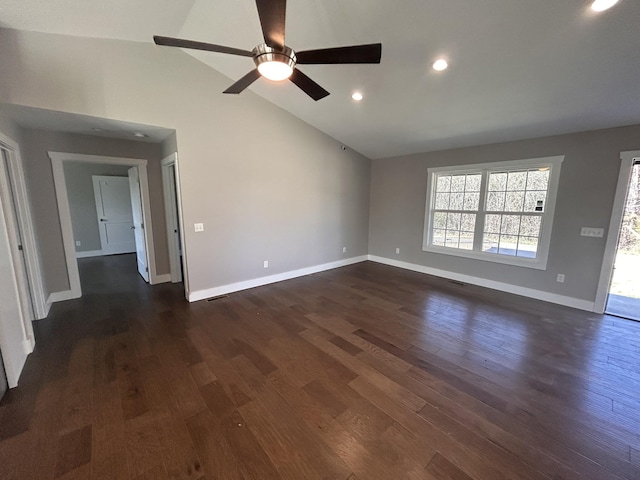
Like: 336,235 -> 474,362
145,267 -> 148,272
18,244 -> 23,251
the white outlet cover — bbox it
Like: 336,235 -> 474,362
194,223 -> 204,232
263,260 -> 269,268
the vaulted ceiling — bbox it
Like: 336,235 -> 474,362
1,0 -> 639,159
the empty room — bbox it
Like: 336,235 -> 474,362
0,1 -> 639,479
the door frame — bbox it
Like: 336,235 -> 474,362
594,150 -> 640,314
0,130 -> 46,322
49,152 -> 162,299
161,152 -> 186,286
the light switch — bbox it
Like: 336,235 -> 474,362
194,223 -> 204,232
580,227 -> 604,238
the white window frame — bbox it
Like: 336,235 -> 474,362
423,155 -> 564,270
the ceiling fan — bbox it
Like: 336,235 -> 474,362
153,0 -> 382,101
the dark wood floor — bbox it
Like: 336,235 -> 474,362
1,254 -> 639,480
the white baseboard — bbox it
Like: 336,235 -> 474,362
189,255 -> 368,302
152,273 -> 171,285
367,255 -> 595,312
22,337 -> 35,354
45,289 -> 81,314
75,249 -> 103,258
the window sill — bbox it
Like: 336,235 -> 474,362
422,244 -> 548,270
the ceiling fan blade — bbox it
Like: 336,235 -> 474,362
255,0 -> 286,50
289,69 -> 330,101
223,69 -> 262,94
154,35 -> 254,57
296,43 -> 382,64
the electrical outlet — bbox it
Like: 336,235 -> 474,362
194,223 -> 204,232
580,227 -> 604,238
75,240 -> 81,247
263,260 -> 269,268
395,248 -> 400,254
556,274 -> 565,283
342,246 -> 347,253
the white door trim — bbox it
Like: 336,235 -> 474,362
161,152 -> 185,285
49,152 -> 162,299
0,130 -> 46,323
594,150 -> 640,314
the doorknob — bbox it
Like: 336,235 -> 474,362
100,218 -> 107,222
131,226 -> 135,229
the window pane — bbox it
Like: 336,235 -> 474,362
450,193 -> 464,210
459,231 -> 474,250
432,229 -> 446,246
488,172 -> 507,191
519,216 -> 541,236
446,212 -> 461,230
500,215 -> 521,235
507,171 -> 527,191
524,191 -> 546,212
437,175 -> 451,192
433,212 -> 447,230
451,175 -> 466,192
460,213 -> 476,232
445,231 -> 460,248
463,192 -> 479,211
526,170 -> 549,190
484,214 -> 501,233
498,235 -> 518,256
466,174 -> 482,191
435,192 -> 450,209
505,191 -> 525,212
482,234 -> 499,253
517,236 -> 539,258
486,191 -> 505,211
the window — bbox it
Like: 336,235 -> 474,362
423,156 -> 563,269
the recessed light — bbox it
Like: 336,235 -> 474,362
433,59 -> 448,71
590,0 -> 619,12
351,92 -> 363,101
133,132 -> 147,138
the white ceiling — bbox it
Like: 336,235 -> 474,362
1,104 -> 174,143
1,0 -> 639,159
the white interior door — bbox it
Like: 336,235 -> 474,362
128,167 -> 149,282
93,175 -> 136,255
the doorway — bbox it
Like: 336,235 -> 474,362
161,153 -> 185,287
595,150 -> 640,318
606,159 -> 640,320
49,152 -> 163,299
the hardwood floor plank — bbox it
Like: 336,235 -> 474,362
54,425 -> 92,478
425,452 -> 475,480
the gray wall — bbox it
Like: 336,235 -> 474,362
370,125 -> 640,303
17,128 -> 170,294
0,29 -> 372,298
63,162 -> 131,253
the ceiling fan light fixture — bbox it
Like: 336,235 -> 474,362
254,44 -> 296,81
590,0 -> 619,12
433,58 -> 448,71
